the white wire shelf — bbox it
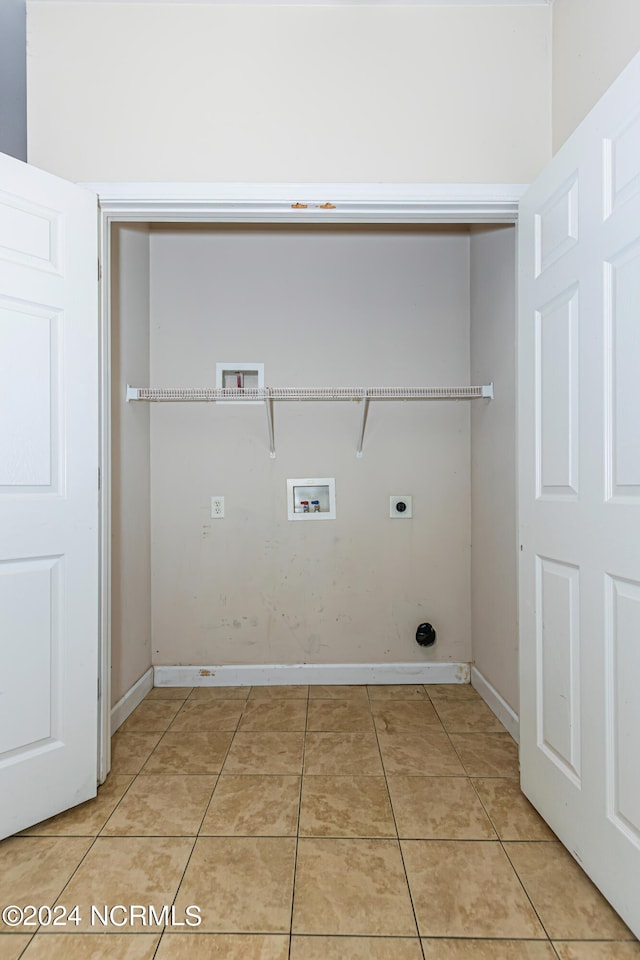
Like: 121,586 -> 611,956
127,385 -> 492,402
126,383 -> 493,457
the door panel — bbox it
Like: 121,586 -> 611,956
605,574 -> 640,845
0,300 -> 60,489
534,174 -> 579,276
0,556 -> 62,754
519,51 -> 640,936
0,153 -> 98,839
535,555 -> 581,785
604,239 -> 640,499
535,284 -> 579,498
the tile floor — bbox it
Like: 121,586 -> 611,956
1,683 -> 638,959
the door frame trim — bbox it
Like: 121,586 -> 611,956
93,181 -> 524,782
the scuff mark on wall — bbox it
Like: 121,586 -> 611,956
305,633 -> 328,656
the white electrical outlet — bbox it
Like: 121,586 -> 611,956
390,495 -> 412,518
211,496 -> 225,519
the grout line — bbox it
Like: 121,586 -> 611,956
369,693 -> 426,958
287,689 -> 309,960
500,838 -> 557,944
155,692 -> 237,957
19,702 -> 192,933
467,774 -> 501,841
29,827 -> 104,936
115,692 -> 200,941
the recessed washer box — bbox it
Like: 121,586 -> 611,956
287,478 -> 336,521
215,362 -> 264,403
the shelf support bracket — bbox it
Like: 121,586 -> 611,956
356,393 -> 369,458
265,397 -> 276,458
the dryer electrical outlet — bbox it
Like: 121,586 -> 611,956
390,495 -> 412,518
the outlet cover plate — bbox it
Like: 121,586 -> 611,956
211,496 -> 225,519
390,495 -> 412,518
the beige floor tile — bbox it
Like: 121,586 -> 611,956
110,731 -> 163,775
306,701 -> 374,733
291,936 -> 423,959
421,941 -> 557,959
553,944 -> 640,959
155,934 -> 289,959
372,700 -> 442,732
504,841 -> 635,940
449,733 -> 519,778
402,840 -> 545,939
119,701 -> 182,733
303,733 -> 383,775
168,700 -> 243,732
293,838 -> 417,936
433,700 -> 507,734
51,837 -> 193,931
174,837 -> 296,932
377,730 -> 465,776
308,685 -> 369,700
141,731 -> 232,775
472,778 -> 556,840
387,776 -> 496,839
189,686 -> 251,700
0,838 -> 92,932
102,774 -> 214,836
239,700 -> 307,732
248,685 -> 309,700
223,733 -> 304,775
20,775 -> 133,837
146,688 -> 193,701
200,775 -> 300,836
299,776 -> 395,838
0,935 -> 32,960
425,684 -> 481,701
21,934 -> 160,959
367,685 -> 427,700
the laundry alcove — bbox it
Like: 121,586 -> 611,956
108,215 -> 517,730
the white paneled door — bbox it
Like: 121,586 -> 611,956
0,153 -> 98,838
519,52 -> 640,935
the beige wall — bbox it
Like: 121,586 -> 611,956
552,0 -> 640,150
27,2 -> 550,184
148,225 -> 472,667
111,224 -> 152,705
470,225 -> 517,711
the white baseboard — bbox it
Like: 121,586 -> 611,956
471,665 -> 519,743
111,667 -> 154,733
153,661 -> 471,688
